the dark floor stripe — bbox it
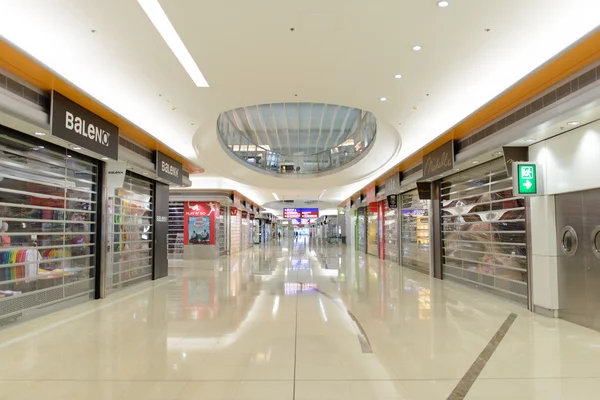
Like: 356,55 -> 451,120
446,313 -> 518,400
314,288 -> 373,354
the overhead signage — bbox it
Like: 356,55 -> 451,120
242,211 -> 248,219
283,208 -> 319,219
387,194 -> 398,209
416,181 -> 432,200
502,147 -> 529,178
422,140 -> 454,179
156,151 -> 183,186
513,162 -> 540,196
250,214 -> 255,221
230,208 -> 238,216
106,161 -> 127,191
50,91 -> 119,160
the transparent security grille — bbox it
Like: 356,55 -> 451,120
0,130 -> 97,322
441,158 -> 528,305
401,190 -> 430,274
168,202 -> 184,260
367,205 -> 378,257
383,200 -> 399,263
357,208 -> 367,253
107,173 -> 153,293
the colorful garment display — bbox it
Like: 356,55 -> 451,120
0,249 -> 43,281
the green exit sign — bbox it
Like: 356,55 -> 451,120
514,163 -> 539,196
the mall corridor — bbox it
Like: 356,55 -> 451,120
1,242 -> 600,400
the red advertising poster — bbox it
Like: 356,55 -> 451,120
250,214 -> 255,221
230,207 -> 238,216
184,202 -> 217,245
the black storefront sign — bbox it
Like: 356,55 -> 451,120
153,181 -> 169,280
502,146 -> 529,178
417,181 -> 432,200
387,194 -> 398,209
422,140 -> 454,179
156,151 -> 183,186
50,91 -> 119,160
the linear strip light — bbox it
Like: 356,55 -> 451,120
272,193 -> 280,201
138,0 -> 209,87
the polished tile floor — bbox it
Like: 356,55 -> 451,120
2,240 -> 600,399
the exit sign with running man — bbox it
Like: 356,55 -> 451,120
513,162 -> 541,196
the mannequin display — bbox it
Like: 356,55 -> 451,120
1,221 -> 9,248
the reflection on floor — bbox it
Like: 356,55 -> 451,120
2,239 -> 600,399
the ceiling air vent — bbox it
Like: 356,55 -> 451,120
403,163 -> 423,179
457,63 -> 600,152
0,70 -> 50,110
119,136 -> 153,162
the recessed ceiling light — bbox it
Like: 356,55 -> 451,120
34,132 -> 46,136
38,146 -> 44,149
437,0 -> 449,7
101,157 -> 109,160
472,161 -> 479,164
394,74 -> 402,79
72,146 -> 81,150
380,97 -> 387,102
137,0 -> 209,87
412,45 -> 422,51
567,121 -> 581,126
494,151 -> 503,156
525,138 -> 536,142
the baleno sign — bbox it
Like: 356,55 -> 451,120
50,91 -> 119,160
156,151 -> 183,186
422,140 -> 454,179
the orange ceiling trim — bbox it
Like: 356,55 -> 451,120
0,39 -> 203,174
342,29 -> 600,205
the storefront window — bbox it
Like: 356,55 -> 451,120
441,158 -> 528,305
0,130 -> 97,323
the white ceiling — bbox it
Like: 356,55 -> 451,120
1,0 -> 599,208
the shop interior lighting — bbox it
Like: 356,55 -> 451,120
525,138 -> 536,142
137,0 -> 209,87
567,121 -> 581,126
101,157 -> 109,160
34,132 -> 46,136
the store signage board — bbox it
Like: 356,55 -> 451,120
503,146 -> 529,178
387,194 -> 398,209
416,181 -> 432,200
156,151 -> 183,186
513,162 -> 541,196
422,140 -> 454,179
106,161 -> 127,190
242,211 -> 248,218
50,91 -> 119,160
385,172 -> 402,195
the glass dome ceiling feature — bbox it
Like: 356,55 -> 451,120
220,103 -> 372,156
217,103 -> 377,176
